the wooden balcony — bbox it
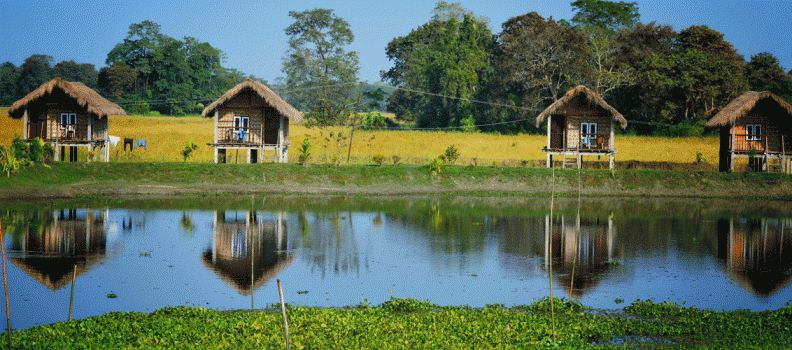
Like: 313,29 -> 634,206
547,132 -> 612,152
728,134 -> 792,154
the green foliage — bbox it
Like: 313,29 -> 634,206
106,293 -> 117,298
355,111 -> 389,130
570,0 -> 640,32
282,8 -> 360,112
371,154 -> 386,166
11,135 -> 29,161
298,137 -> 312,165
443,144 -> 460,164
429,157 -> 445,176
28,137 -> 45,163
625,299 -> 690,317
304,99 -> 351,128
653,119 -> 705,137
181,140 -> 199,162
0,146 -> 20,177
380,297 -> 437,312
383,2 -> 493,129
391,155 -> 401,165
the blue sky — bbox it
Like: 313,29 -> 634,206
1,0 -> 791,84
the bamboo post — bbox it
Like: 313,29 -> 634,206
548,170 -> 557,343
0,219 -> 11,348
68,264 -> 76,321
346,82 -> 363,163
277,279 -> 290,350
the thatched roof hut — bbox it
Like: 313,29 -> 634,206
7,77 -> 126,119
706,91 -> 792,127
201,78 -> 303,123
535,85 -> 627,129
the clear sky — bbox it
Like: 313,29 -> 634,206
1,0 -> 791,84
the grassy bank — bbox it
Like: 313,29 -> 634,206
5,298 -> 791,349
1,108 -> 720,167
0,161 -> 791,199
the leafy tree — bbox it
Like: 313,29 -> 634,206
17,54 -> 53,95
746,52 -> 792,100
0,62 -> 20,105
491,12 -> 586,115
282,8 -> 360,118
98,61 -> 138,101
570,0 -> 640,32
382,2 -> 494,129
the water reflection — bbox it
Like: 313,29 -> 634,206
5,209 -> 110,290
299,212 -> 360,277
719,218 -> 792,296
202,211 -> 293,295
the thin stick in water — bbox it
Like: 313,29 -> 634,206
548,168 -> 557,343
0,219 -> 11,348
69,264 -> 76,321
277,279 -> 290,350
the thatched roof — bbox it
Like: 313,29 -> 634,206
535,85 -> 628,129
7,77 -> 126,119
202,78 -> 303,123
706,91 -> 792,127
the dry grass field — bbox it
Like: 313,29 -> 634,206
0,107 -> 718,166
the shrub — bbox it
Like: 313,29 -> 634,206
444,144 -> 460,164
392,155 -> 401,165
0,147 -> 19,177
11,136 -> 28,161
356,112 -> 389,130
28,138 -> 45,163
298,137 -> 312,165
429,157 -> 444,176
182,140 -> 199,162
372,154 -> 386,166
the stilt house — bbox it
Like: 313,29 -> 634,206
705,91 -> 792,172
7,77 -> 126,162
535,86 -> 628,169
202,79 -> 302,163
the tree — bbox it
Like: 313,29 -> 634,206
383,2 -> 494,129
282,8 -> 360,119
491,12 -> 586,115
746,52 -> 792,100
0,62 -> 20,105
17,54 -> 53,96
570,0 -> 639,33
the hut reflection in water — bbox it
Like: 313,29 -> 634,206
718,218 -> 792,296
202,211 -> 293,296
7,209 -> 109,290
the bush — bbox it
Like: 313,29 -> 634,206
392,155 -> 401,165
0,146 -> 19,177
28,138 -> 45,163
182,140 -> 199,162
372,154 -> 386,165
653,119 -> 705,137
298,137 -> 312,165
356,112 -> 389,130
444,144 -> 460,164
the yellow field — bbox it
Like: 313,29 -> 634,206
0,107 -> 718,165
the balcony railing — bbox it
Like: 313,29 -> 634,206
548,132 -> 611,151
216,126 -> 267,145
729,134 -> 792,154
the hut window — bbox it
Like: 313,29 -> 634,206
581,122 -> 598,148
233,116 -> 249,130
746,124 -> 761,140
60,113 -> 76,127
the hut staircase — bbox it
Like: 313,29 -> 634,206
562,154 -> 580,169
764,154 -> 783,172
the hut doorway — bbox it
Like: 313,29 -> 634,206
29,117 -> 46,139
550,116 -> 565,149
250,149 -> 258,164
217,149 -> 227,164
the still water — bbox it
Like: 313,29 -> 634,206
2,196 -> 792,330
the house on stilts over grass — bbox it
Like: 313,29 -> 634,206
535,85 -> 627,169
7,77 -> 126,162
202,78 -> 303,163
706,91 -> 792,173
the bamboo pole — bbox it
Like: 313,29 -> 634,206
0,219 -> 11,348
346,81 -> 364,164
548,169 -> 557,343
277,279 -> 291,350
68,265 -> 76,321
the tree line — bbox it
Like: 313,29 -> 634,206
0,21 -> 256,115
284,1 -> 792,135
3,1 -> 792,136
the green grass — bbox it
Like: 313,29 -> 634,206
4,298 -> 791,349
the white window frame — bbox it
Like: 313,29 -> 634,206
60,113 -> 76,126
233,116 -> 249,130
580,122 -> 598,148
746,124 -> 762,141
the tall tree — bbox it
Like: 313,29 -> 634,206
491,12 -> 586,113
17,54 -> 53,96
0,62 -> 20,105
382,2 -> 494,129
570,0 -> 639,32
746,52 -> 792,100
282,8 -> 360,120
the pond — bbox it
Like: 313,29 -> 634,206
2,196 -> 792,330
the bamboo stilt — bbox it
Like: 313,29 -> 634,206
548,168 -> 557,343
68,265 -> 76,321
277,279 -> 290,350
